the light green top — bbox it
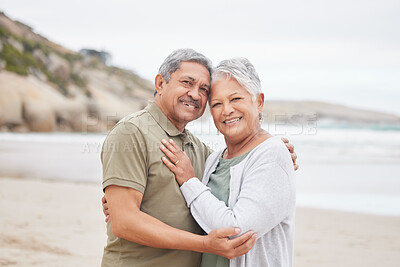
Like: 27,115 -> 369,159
200,150 -> 251,267
101,102 -> 213,267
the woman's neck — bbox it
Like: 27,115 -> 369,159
223,128 -> 272,159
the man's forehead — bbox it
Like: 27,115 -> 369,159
171,68 -> 209,83
177,62 -> 210,75
181,75 -> 210,85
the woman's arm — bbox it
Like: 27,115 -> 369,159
160,139 -> 296,237
183,162 -> 294,237
105,184 -> 257,258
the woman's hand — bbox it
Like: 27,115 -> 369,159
160,139 -> 195,186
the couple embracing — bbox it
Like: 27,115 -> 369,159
101,49 -> 297,267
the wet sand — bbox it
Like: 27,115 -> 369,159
1,177 -> 399,266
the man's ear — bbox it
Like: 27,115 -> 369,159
256,93 -> 264,114
154,74 -> 166,95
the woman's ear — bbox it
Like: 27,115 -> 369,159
256,93 -> 265,113
154,74 -> 165,95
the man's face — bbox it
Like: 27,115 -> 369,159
155,61 -> 211,131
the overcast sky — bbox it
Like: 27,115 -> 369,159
2,0 -> 400,115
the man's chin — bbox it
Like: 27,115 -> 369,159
177,111 -> 202,124
181,114 -> 202,123
182,105 -> 205,115
173,105 -> 205,124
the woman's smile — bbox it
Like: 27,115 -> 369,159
223,116 -> 242,125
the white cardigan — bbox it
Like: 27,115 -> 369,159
180,136 -> 296,267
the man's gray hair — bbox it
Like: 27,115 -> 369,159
158,48 -> 213,83
212,57 -> 262,99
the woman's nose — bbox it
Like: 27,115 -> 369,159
222,103 -> 234,116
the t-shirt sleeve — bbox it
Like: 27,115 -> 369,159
101,121 -> 148,193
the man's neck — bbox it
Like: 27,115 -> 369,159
154,100 -> 186,132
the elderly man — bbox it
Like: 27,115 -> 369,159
101,49 -> 297,267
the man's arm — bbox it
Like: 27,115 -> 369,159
105,185 -> 257,259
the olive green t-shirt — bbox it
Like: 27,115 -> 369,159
201,150 -> 251,267
101,102 -> 212,267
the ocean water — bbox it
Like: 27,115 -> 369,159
0,123 -> 399,216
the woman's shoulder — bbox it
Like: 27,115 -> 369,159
253,136 -> 288,154
248,136 -> 293,168
205,149 -> 224,165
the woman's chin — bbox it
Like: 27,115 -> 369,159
220,126 -> 246,140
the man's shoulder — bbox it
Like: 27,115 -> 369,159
119,109 -> 151,125
110,109 -> 155,132
104,109 -> 152,142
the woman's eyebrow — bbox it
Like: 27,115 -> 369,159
228,92 -> 239,97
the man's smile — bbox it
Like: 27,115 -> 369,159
179,98 -> 200,109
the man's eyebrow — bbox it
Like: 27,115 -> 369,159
182,76 -> 210,89
181,76 -> 195,81
201,83 -> 211,90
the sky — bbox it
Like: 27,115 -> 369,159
1,0 -> 400,115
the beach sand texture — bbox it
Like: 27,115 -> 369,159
1,177 -> 399,267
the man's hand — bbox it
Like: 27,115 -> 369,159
281,137 -> 299,171
102,195 -> 110,222
203,228 -> 257,259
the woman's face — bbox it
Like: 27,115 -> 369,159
210,77 -> 264,143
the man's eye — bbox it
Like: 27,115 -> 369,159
200,87 -> 209,93
181,80 -> 192,86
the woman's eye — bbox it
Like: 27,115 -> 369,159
211,103 -> 221,108
232,97 -> 241,101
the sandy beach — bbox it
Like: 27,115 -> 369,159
0,177 -> 399,267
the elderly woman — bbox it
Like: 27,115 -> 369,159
159,58 -> 296,267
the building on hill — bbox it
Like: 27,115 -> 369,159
79,49 -> 111,65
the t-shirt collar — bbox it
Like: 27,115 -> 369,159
146,101 -> 189,138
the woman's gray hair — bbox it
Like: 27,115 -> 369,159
212,57 -> 262,99
158,48 -> 213,83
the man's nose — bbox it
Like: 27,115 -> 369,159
187,87 -> 200,100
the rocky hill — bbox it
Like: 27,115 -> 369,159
0,12 -> 153,132
0,12 -> 399,132
262,100 -> 400,127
